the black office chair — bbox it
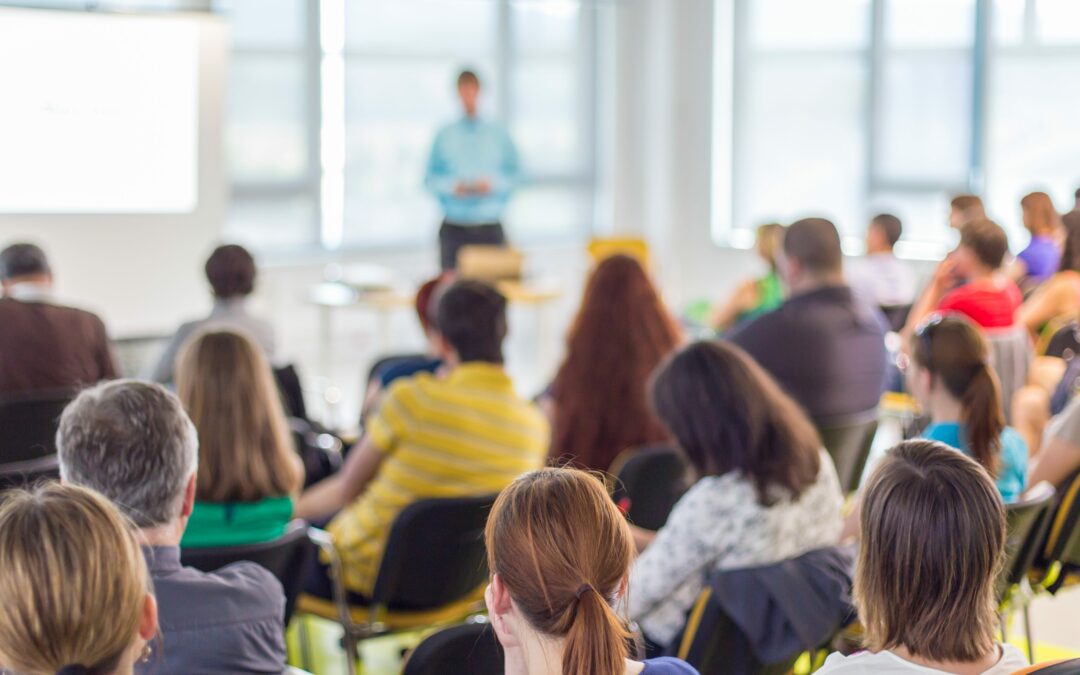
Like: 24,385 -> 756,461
879,304 -> 912,334
180,520 -> 316,625
815,411 -> 879,494
1034,471 -> 1080,594
610,444 -> 689,531
299,495 -> 496,675
1015,658 -> 1080,674
274,364 -> 308,420
999,482 -> 1057,663
1042,321 -> 1080,361
365,353 -> 431,386
672,547 -> 855,675
402,621 -> 504,675
0,388 -> 77,464
0,454 -> 61,491
289,417 -> 343,487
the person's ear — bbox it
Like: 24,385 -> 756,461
489,574 -> 513,616
139,593 -> 159,641
181,474 -> 197,518
486,575 -> 521,649
614,576 -> 629,602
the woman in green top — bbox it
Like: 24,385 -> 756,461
176,329 -> 305,548
711,223 -> 786,332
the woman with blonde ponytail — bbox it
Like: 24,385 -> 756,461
484,468 -> 698,675
907,313 -> 1028,502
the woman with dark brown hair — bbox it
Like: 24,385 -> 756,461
485,467 -> 698,675
1018,210 -> 1080,336
1011,191 -> 1063,288
819,440 -> 1026,673
628,341 -> 843,651
907,313 -> 1028,503
544,254 -> 682,472
176,328 -> 304,547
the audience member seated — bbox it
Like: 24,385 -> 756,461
297,280 -> 548,602
1018,210 -> 1080,337
949,194 -> 987,231
818,440 -> 1028,674
905,219 -> 1022,334
1029,395 -> 1080,488
543,254 -> 682,472
175,329 -> 305,548
0,242 -> 117,395
729,217 -> 888,421
1010,191 -> 1064,290
57,380 -> 287,674
485,467 -> 698,675
710,223 -> 785,331
628,341 -> 843,651
359,276 -> 446,425
149,244 -> 276,384
848,213 -> 917,309
907,314 -> 1027,502
0,485 -> 157,675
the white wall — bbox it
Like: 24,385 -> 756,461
0,13 -> 229,337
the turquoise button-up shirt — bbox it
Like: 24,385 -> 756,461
424,116 -> 521,224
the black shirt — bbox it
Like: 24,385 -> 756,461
728,285 -> 888,422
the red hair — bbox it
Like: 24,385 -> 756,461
550,255 -> 682,470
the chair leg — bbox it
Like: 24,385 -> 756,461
1023,605 -> 1035,664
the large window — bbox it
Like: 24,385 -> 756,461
715,0 -> 1080,259
218,0 -> 604,252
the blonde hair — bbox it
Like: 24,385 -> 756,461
486,468 -> 635,675
176,329 -> 303,503
0,484 -> 150,674
756,222 -> 785,271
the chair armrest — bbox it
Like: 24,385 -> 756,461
306,528 -> 353,633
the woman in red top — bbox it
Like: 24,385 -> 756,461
905,219 -> 1022,335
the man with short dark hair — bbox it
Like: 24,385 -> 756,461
297,280 -> 548,607
848,213 -> 917,308
57,380 -> 287,674
950,194 -> 986,230
0,242 -> 117,395
729,218 -> 888,421
425,69 -> 521,270
147,243 -> 275,384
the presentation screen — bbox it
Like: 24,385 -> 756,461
0,9 -> 200,214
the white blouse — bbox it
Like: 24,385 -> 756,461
628,449 -> 844,646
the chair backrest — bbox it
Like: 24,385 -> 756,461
273,364 -> 307,420
815,411 -> 879,494
365,353 -> 430,386
402,621 -> 504,675
879,304 -> 912,334
1037,471 -> 1080,582
0,454 -> 61,491
610,445 -> 689,531
371,495 -> 496,611
1012,658 -> 1080,674
1041,321 -> 1080,360
180,520 -> 315,624
0,389 -> 77,464
985,327 -> 1033,424
1001,482 -> 1057,597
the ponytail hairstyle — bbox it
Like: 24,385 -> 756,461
486,468 -> 635,675
910,314 -> 1003,477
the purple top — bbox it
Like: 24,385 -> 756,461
642,657 -> 700,674
1018,235 -> 1061,283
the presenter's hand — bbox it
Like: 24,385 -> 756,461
454,182 -> 470,196
472,178 -> 492,195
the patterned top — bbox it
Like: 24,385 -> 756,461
628,450 -> 844,646
327,363 -> 548,595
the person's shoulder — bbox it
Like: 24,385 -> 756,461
641,656 -> 700,674
173,560 -> 284,616
817,650 -> 919,673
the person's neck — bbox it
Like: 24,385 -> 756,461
967,266 -> 997,283
3,275 -> 52,296
788,273 -> 846,296
928,392 -> 965,426
891,644 -> 1001,675
138,520 -> 185,548
867,245 -> 894,256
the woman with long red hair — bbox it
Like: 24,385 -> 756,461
544,254 -> 682,472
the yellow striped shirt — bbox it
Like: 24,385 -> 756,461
327,363 -> 549,595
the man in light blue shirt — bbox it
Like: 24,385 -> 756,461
425,69 -> 521,270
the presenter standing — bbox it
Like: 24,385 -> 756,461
425,69 -> 521,270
